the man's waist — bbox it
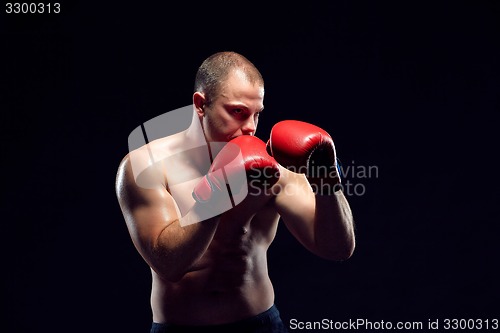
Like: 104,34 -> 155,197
152,275 -> 274,325
152,304 -> 283,332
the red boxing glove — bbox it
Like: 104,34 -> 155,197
267,120 -> 341,193
193,135 -> 280,206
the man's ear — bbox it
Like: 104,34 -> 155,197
193,92 -> 206,117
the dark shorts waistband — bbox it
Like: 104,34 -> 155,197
150,304 -> 288,333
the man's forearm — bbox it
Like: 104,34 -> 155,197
151,203 -> 220,282
313,191 -> 355,261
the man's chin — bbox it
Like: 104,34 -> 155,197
228,134 -> 252,141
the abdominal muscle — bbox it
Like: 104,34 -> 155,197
150,203 -> 280,326
145,132 -> 281,325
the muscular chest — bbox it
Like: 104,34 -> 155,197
163,143 -> 280,240
163,145 -> 210,216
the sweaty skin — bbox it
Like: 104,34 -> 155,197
115,68 -> 355,326
116,129 -> 285,325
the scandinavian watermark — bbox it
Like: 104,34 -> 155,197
127,105 -> 379,225
246,160 -> 379,197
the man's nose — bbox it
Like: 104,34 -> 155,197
241,116 -> 257,135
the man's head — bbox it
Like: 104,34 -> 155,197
193,52 -> 265,142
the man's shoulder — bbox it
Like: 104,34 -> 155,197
118,134 -> 180,170
116,137 -> 175,192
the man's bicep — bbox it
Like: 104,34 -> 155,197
116,158 -> 180,260
130,188 -> 180,246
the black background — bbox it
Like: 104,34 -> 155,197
2,1 -> 499,332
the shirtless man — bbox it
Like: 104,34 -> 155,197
115,51 -> 355,333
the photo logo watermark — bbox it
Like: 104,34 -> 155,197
245,160 -> 379,197
127,105 -> 249,226
126,105 -> 379,226
337,160 -> 379,196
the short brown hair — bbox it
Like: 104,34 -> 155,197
194,51 -> 264,106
